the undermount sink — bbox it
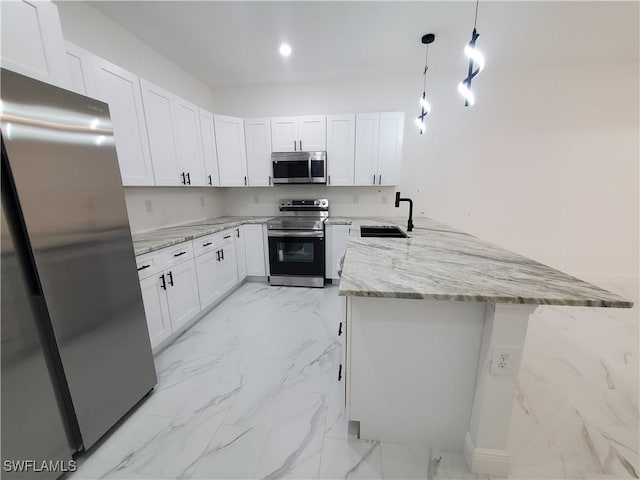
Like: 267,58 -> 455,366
360,226 -> 409,238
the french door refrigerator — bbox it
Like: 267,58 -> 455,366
1,68 -> 157,477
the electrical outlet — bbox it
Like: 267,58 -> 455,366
490,346 -> 519,375
144,200 -> 153,213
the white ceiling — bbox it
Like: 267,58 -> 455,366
91,1 -> 639,88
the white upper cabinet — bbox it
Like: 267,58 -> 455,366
199,108 -> 220,187
270,115 -> 326,152
377,112 -> 404,186
174,98 -> 206,186
298,115 -> 326,151
65,42 -> 155,186
354,112 -> 403,186
244,118 -> 272,186
215,114 -> 248,187
1,0 -> 70,88
139,79 -> 182,186
270,116 -> 298,152
326,114 -> 356,186
354,113 -> 380,186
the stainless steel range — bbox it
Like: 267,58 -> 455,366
267,199 -> 328,288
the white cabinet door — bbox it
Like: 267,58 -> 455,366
298,115 -> 326,151
140,79 -> 181,186
199,108 -> 220,187
377,112 -> 404,186
174,97 -> 206,186
270,116 -> 298,152
330,225 -> 350,279
165,260 -> 201,330
326,114 -> 355,186
235,226 -> 248,281
215,114 -> 248,186
1,0 -> 70,88
139,275 -> 172,349
195,249 -> 225,308
244,224 -> 266,276
354,113 -> 380,186
90,57 -> 155,186
64,42 -> 92,95
219,242 -> 238,292
244,118 -> 272,186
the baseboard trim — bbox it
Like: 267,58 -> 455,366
463,432 -> 509,477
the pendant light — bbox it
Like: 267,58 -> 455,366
458,0 -> 485,107
416,33 -> 435,134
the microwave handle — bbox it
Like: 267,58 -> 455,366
308,155 -> 312,181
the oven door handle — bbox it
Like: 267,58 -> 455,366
268,229 -> 324,238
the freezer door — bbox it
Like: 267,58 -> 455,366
0,202 -> 73,478
0,69 -> 157,449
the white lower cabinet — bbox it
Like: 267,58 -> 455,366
165,260 -> 201,330
194,232 -> 238,309
235,226 -> 248,281
244,225 -> 266,276
326,224 -> 350,280
139,274 -> 172,348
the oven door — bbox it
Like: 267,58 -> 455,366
268,230 -> 325,277
272,159 -> 310,184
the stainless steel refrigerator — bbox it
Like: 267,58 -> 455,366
1,68 -> 157,477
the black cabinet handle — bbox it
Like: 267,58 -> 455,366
378,174 -> 382,185
181,172 -> 186,184
203,242 -> 212,247
293,140 -> 296,151
173,251 -> 187,257
299,139 -> 302,151
160,274 -> 166,290
269,175 -> 272,185
328,175 -> 331,185
236,228 -> 240,238
223,235 -> 231,240
220,248 -> 224,260
338,364 -> 342,381
373,174 -> 376,185
338,322 -> 343,336
186,172 -> 191,185
216,250 -> 220,261
244,176 -> 247,186
168,271 -> 174,286
208,174 -> 212,185
137,264 -> 151,271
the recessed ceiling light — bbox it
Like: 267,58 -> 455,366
279,44 -> 292,57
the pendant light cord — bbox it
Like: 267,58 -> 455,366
422,44 -> 429,92
473,0 -> 480,29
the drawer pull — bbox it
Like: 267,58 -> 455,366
338,322 -> 343,336
173,251 -> 187,257
338,364 -> 342,381
223,235 -> 231,239
137,264 -> 151,271
203,242 -> 213,247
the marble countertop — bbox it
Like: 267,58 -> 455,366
336,217 -> 633,308
132,216 -> 273,256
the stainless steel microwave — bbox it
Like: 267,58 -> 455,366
271,151 -> 327,184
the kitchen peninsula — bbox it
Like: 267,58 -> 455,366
335,217 -> 632,477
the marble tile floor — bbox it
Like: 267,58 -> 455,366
66,280 -> 638,480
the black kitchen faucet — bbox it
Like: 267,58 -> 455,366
394,192 -> 414,232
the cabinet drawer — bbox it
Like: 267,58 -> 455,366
193,229 -> 235,257
136,251 -> 162,280
161,242 -> 194,268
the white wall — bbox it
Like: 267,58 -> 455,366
55,1 -> 223,233
212,62 -> 639,281
124,188 -> 224,234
